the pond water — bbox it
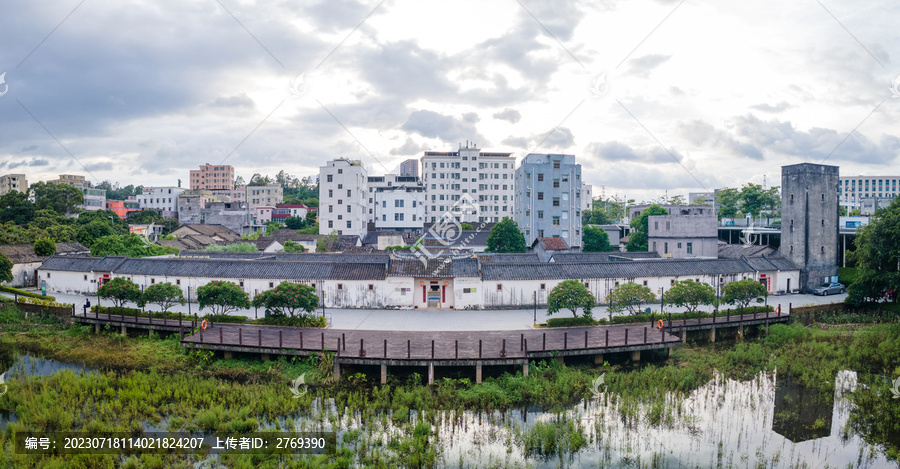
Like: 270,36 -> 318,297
1,354 -> 896,468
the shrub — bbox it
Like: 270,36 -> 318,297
546,317 -> 596,327
0,286 -> 57,302
254,314 -> 327,328
765,323 -> 811,347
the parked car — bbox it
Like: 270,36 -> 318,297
813,282 -> 845,296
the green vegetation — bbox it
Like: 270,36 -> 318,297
846,198 -> 900,306
582,225 -> 614,252
197,280 -> 251,315
281,239 -> 305,253
251,281 -> 318,317
0,252 -> 12,283
606,282 -> 655,315
202,242 -> 258,253
316,230 -> 339,252
90,233 -> 180,257
626,204 -> 667,252
722,278 -> 768,309
663,279 -> 716,313
546,316 -> 596,327
716,183 -> 780,222
139,282 -> 185,313
485,217 -> 527,253
839,266 -> 859,286
33,237 -> 56,256
547,279 -> 596,318
0,286 -> 57,302
97,277 -> 142,310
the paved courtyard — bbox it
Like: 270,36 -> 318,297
3,288 -> 848,331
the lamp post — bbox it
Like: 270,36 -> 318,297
187,286 -> 191,316
533,291 -> 537,325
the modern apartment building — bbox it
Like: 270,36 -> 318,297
137,186 -> 185,218
319,159 -> 368,238
189,164 -> 234,190
366,175 -> 422,225
372,185 -> 426,231
839,175 -> 900,211
514,153 -> 584,248
80,187 -> 107,211
52,174 -> 89,189
0,174 -> 27,196
400,159 -> 418,177
421,143 -> 515,224
246,184 -> 283,207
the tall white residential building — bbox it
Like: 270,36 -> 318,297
514,154 -> 584,248
319,159 -> 368,238
0,174 -> 28,196
582,183 -> 593,211
839,175 -> 900,211
366,175 -> 422,225
373,185 -> 426,231
137,186 -> 185,218
421,142 -> 515,223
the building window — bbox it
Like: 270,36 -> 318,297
327,174 -> 333,182
687,242 -> 693,254
47,273 -> 50,278
537,192 -> 544,200
347,221 -> 352,228
497,284 -> 503,291
540,283 -> 546,290
677,242 -> 682,249
338,283 -> 343,290
552,198 -> 559,207
584,282 -> 589,288
368,284 -> 374,290
553,179 -> 560,188
643,280 -> 648,286
553,160 -> 560,169
84,275 -> 88,280
537,173 -> 544,182
239,281 -> 244,287
151,278 -> 155,284
664,242 -> 668,254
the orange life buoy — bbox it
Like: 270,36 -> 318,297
201,319 -> 208,330
776,305 -> 781,316
657,319 -> 664,329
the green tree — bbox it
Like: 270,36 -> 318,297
460,223 -> 474,230
46,224 -> 77,243
606,282 -> 656,315
626,204 -> 668,252
838,206 -> 848,216
583,225 -> 614,252
316,230 -> 339,252
202,242 -> 258,253
0,252 -> 12,284
486,217 -> 527,253
0,191 -> 36,225
29,181 -> 84,215
846,198 -> 900,305
197,280 -> 251,316
252,281 -> 318,317
547,279 -> 596,318
91,234 -> 179,257
76,219 -> 120,248
663,280 -> 716,313
281,240 -> 305,253
722,279 -> 767,309
139,282 -> 185,313
284,216 -> 305,230
305,209 -> 317,225
264,221 -> 283,235
739,183 -> 780,219
97,277 -> 142,310
30,209 -> 67,229
34,238 -> 57,256
716,187 -> 740,221
583,209 -> 612,226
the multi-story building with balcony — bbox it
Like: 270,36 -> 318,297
137,186 -> 185,218
839,175 -> 900,212
189,164 -> 234,190
0,174 -> 28,196
514,153 -> 584,248
319,159 -> 367,238
421,143 -> 515,224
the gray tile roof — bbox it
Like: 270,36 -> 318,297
742,255 -> 798,272
113,258 -> 385,280
480,258 -> 760,281
718,244 -> 776,259
551,252 -> 661,263
477,253 -> 542,264
93,256 -> 128,272
39,256 -> 104,272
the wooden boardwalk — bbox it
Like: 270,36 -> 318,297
73,309 -> 791,366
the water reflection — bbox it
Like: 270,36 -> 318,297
772,372 -> 833,443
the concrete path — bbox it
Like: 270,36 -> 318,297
3,288 -> 848,331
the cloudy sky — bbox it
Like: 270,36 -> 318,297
1,0 -> 898,202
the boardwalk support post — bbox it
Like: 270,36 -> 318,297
428,362 -> 434,385
710,326 -> 716,343
333,360 -> 340,382
380,363 -> 387,384
476,362 -> 482,384
593,354 -> 603,365
631,350 -> 641,361
522,360 -> 529,377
